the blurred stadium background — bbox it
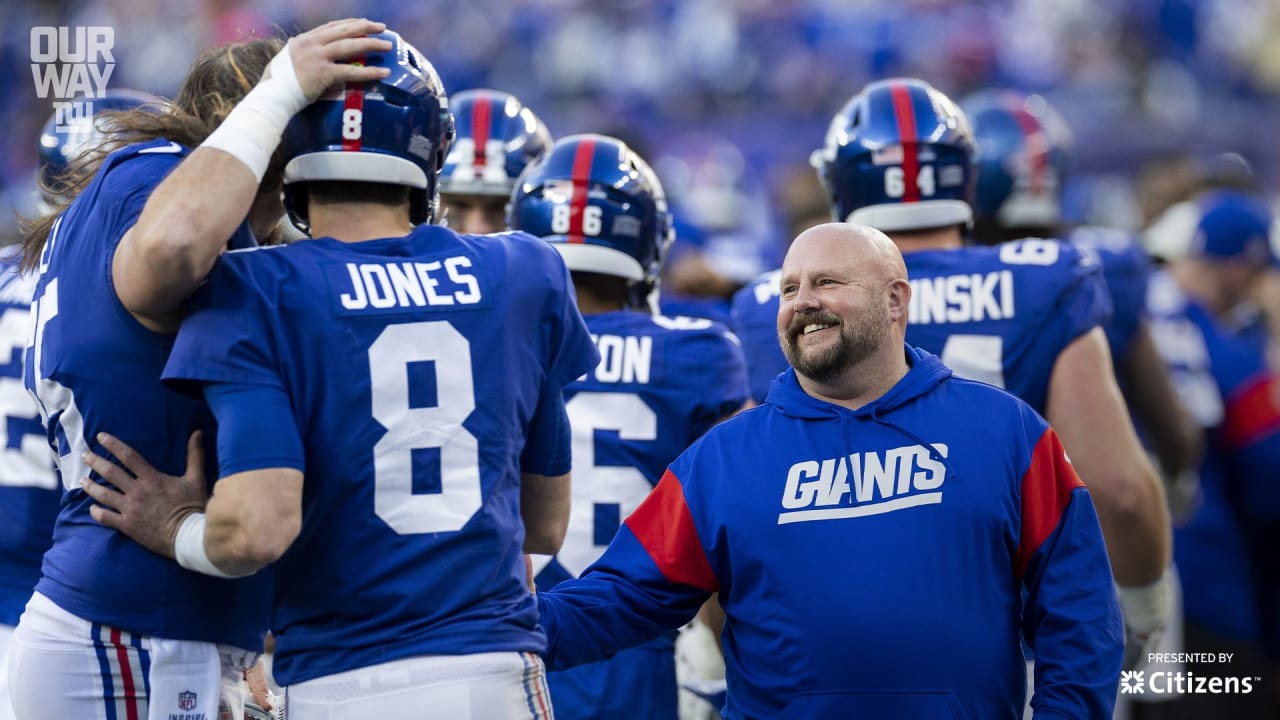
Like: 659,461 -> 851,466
5,0 -> 1280,253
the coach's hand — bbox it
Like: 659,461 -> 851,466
81,431 -> 208,560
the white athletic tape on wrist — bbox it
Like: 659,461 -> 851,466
1117,569 -> 1173,636
174,512 -> 237,578
200,43 -> 310,182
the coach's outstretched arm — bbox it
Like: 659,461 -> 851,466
112,18 -> 391,330
539,470 -> 714,669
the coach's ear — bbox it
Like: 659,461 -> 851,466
886,278 -> 911,327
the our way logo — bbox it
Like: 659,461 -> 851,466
30,27 -> 115,131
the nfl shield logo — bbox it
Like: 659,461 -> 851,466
178,691 -> 197,711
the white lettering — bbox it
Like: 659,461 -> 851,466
782,460 -> 821,510
589,334 -> 652,384
387,262 -> 426,307
338,258 -> 484,310
779,443 -> 949,524
339,263 -> 368,309
444,256 -> 481,304
415,261 -> 452,306
361,265 -> 395,309
908,272 -> 1014,325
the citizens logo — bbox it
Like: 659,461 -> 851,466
1119,669 -> 1258,695
30,26 -> 115,131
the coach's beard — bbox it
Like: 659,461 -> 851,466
780,308 -> 888,384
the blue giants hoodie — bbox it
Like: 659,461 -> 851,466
539,345 -> 1122,719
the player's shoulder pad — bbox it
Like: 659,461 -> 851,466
999,236 -> 1102,284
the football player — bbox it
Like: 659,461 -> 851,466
80,28 -> 597,719
439,89 -> 551,234
11,20 -> 387,720
732,78 -> 1172,671
0,87 -> 163,720
961,88 -> 1202,489
509,133 -> 750,720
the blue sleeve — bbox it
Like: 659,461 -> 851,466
204,382 -> 304,477
520,388 -> 571,476
1100,247 -> 1151,361
544,255 -> 600,391
1023,488 -> 1123,719
162,255 -> 280,389
539,470 -> 715,669
1056,247 -> 1113,348
689,325 -> 751,436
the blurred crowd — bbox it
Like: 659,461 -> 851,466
5,0 -> 1280,253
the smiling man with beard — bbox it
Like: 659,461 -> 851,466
536,221 -> 1124,719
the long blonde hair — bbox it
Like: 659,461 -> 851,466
20,37 -> 286,273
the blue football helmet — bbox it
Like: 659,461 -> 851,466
961,89 -> 1073,231
281,30 -> 454,232
811,78 -> 976,232
509,133 -> 673,303
440,89 -> 552,198
38,88 -> 165,201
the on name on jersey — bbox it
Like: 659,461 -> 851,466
334,257 -> 482,312
908,271 -> 1013,325
581,334 -> 652,384
778,443 -> 948,524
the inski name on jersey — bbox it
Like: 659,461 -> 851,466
908,270 -> 1014,324
778,443 -> 949,524
337,257 -> 482,310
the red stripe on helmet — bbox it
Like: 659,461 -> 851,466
889,83 -> 920,203
472,97 -> 492,169
567,138 -> 596,244
1010,104 -> 1049,196
341,74 -> 366,153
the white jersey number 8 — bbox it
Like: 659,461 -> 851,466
369,321 -> 482,534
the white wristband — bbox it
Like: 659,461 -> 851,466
1117,569 -> 1173,636
174,512 -> 237,579
200,43 -> 310,182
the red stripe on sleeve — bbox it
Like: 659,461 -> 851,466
624,470 -> 718,592
1016,428 -> 1086,579
566,138 -> 596,244
889,83 -> 920,203
1221,373 -> 1280,450
341,80 -> 366,153
472,97 -> 492,169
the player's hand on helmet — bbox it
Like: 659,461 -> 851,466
278,18 -> 392,102
80,430 -> 208,560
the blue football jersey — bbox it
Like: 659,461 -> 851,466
0,259 -> 58,627
162,226 -> 599,686
22,139 -> 269,649
535,310 -> 749,720
902,239 -> 1111,413
1065,226 -> 1152,362
732,239 -> 1111,414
